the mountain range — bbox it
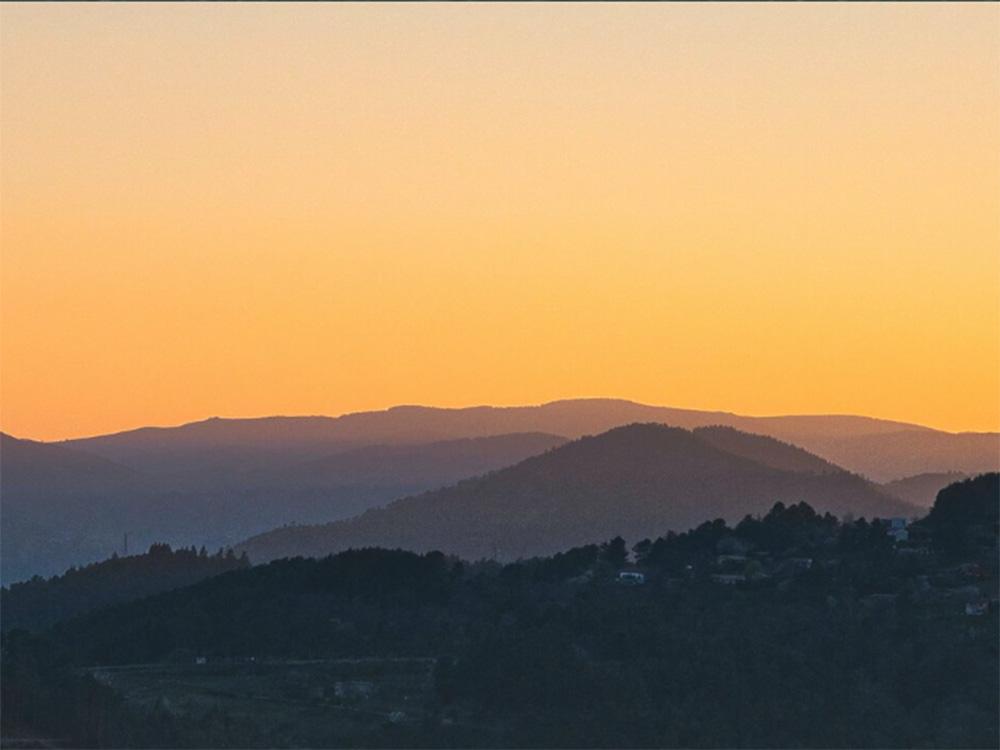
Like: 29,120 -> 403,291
0,431 -> 565,583
879,471 -> 971,509
58,399 -> 999,482
2,399 -> 995,582
237,424 -> 916,563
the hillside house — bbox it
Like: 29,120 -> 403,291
965,600 -> 988,616
715,537 -> 752,556
617,570 -> 646,585
885,517 -> 910,543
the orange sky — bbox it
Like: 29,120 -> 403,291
2,3 -> 998,441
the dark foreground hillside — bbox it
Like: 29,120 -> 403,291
2,475 -> 996,749
1,544 -> 249,632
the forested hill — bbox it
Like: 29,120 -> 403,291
2,475 -> 996,748
1,544 -> 248,632
692,425 -> 841,474
239,424 -> 914,563
8,401 -> 995,583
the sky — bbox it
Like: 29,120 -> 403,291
1,3 -> 998,441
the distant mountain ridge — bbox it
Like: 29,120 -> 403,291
237,423 -> 915,564
880,471 -> 971,509
0,431 -> 568,584
1,432 -> 135,486
1,543 -> 248,632
270,433 -> 567,488
3,399 -> 994,582
57,399 -> 999,481
692,426 -> 840,475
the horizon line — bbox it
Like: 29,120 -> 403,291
5,397 -> 998,444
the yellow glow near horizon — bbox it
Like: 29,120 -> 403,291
1,3 -> 998,440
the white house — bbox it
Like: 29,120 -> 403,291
965,601 -> 988,616
886,517 -> 910,543
617,570 -> 646,585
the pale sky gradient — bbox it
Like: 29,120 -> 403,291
2,3 -> 998,440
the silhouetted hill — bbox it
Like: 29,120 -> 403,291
792,430 -> 1000,483
0,432 -> 566,584
5,482 -> 994,749
881,472 -> 970,508
8,400 -> 994,581
1,433 -> 143,584
692,426 -> 840,474
60,400 -> 999,482
1,543 -> 248,632
61,417 -> 359,476
238,424 -> 914,563
919,473 -> 1000,556
1,432 -> 134,487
